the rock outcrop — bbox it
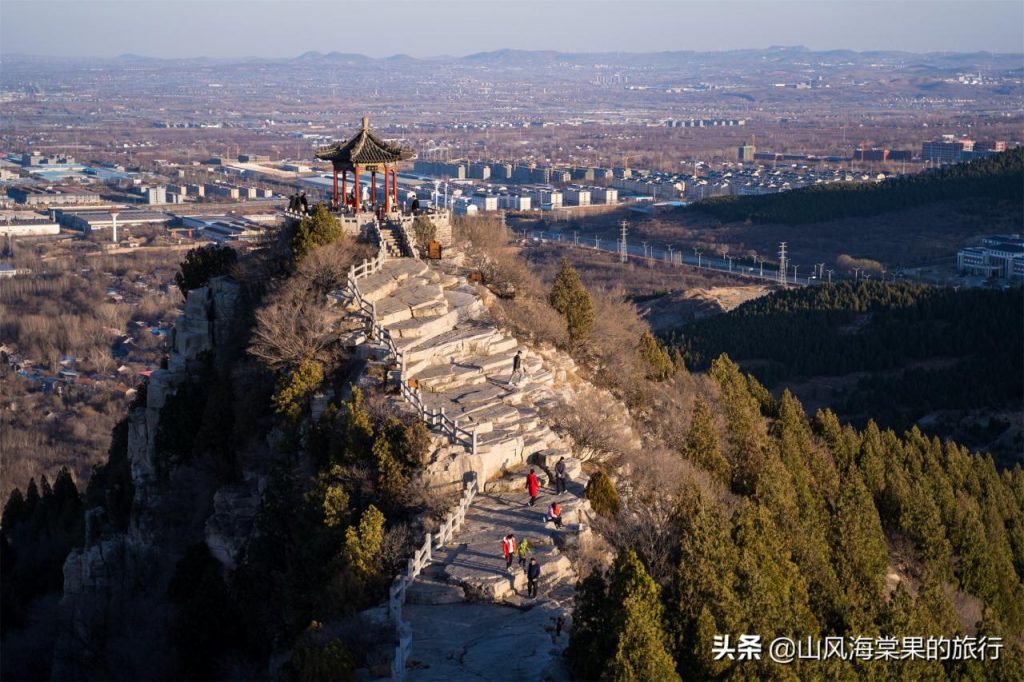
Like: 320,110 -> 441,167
53,277 -> 243,678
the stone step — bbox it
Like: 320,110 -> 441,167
417,364 -> 487,392
457,353 -> 513,375
388,309 -> 460,340
406,577 -> 466,605
488,335 -> 520,355
514,407 -> 540,432
376,291 -> 448,326
358,272 -> 401,303
443,289 -> 478,312
459,402 -> 521,427
379,258 -> 429,280
404,324 -> 500,365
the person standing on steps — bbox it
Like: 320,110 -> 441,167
527,558 -> 541,598
299,192 -> 309,215
517,537 -> 531,569
508,350 -> 524,386
554,456 -> 567,494
502,533 -> 517,572
526,468 -> 540,507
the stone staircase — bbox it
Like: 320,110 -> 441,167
400,486 -> 590,680
379,220 -> 413,258
344,258 -> 582,488
334,253 -> 603,680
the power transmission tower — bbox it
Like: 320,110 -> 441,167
777,242 -> 788,285
618,220 -> 628,263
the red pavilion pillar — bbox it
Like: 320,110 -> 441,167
332,166 -> 339,209
371,171 -> 377,209
341,170 -> 348,208
393,168 -> 399,209
384,166 -> 390,213
353,165 -> 360,211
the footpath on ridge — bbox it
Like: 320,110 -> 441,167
333,255 -> 629,679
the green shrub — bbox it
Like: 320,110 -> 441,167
585,469 -> 621,517
291,205 -> 343,263
175,244 -> 237,297
272,358 -> 324,424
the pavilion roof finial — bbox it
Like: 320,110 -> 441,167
361,116 -> 369,130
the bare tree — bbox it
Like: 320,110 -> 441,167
249,285 -> 335,371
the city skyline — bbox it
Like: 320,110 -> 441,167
2,0 -> 1022,59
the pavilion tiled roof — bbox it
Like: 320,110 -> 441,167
316,117 -> 415,166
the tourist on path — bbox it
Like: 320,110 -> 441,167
508,350 -> 524,386
554,456 -> 567,494
502,533 -> 517,572
411,197 -> 421,215
527,558 -> 541,598
517,537 -> 531,569
526,468 -> 540,507
299,192 -> 309,214
547,501 -> 563,528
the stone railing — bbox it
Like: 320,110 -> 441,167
343,256 -> 478,456
400,382 -> 477,452
389,474 -> 478,680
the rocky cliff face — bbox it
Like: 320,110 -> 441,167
53,277 -> 242,679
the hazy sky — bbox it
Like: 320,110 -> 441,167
2,0 -> 1022,59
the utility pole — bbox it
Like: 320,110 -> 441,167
595,236 -> 600,250
725,255 -> 734,272
618,220 -> 628,263
573,231 -> 579,247
792,264 -> 799,284
853,267 -> 862,282
826,269 -> 833,284
817,263 -> 825,280
641,240 -> 648,260
777,242 -> 788,285
667,244 -> 675,264
694,247 -> 702,268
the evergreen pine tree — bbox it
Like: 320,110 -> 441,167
343,505 -> 386,583
831,465 -> 888,630
637,331 -> 674,381
602,550 -> 680,682
372,433 -> 408,506
602,592 -> 681,682
343,388 -> 374,460
567,571 -> 614,680
549,257 -> 595,348
1,488 -> 26,530
683,396 -> 730,483
672,485 -> 741,677
272,358 -> 324,423
708,354 -> 766,494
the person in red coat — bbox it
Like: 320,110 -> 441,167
526,468 -> 540,507
502,533 -> 517,572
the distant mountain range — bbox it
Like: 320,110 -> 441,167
1,46 -> 1020,68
